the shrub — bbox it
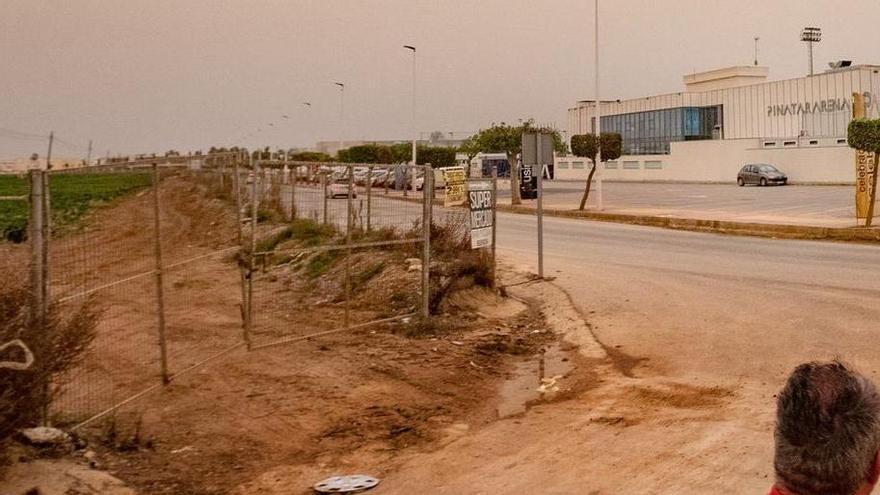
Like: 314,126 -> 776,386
422,211 -> 495,314
304,251 -> 340,279
0,279 -> 98,448
289,218 -> 336,247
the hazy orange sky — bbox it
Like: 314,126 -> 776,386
3,0 -> 879,158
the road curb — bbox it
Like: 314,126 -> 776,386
496,204 -> 880,243
372,189 -> 880,243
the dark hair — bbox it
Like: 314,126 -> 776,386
775,361 -> 880,495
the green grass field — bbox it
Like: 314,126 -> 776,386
0,172 -> 153,242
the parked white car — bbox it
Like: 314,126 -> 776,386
326,179 -> 356,198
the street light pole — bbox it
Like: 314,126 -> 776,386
594,0 -> 603,210
335,82 -> 345,155
404,45 -> 416,196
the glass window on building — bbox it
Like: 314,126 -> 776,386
605,161 -> 618,169
600,105 -> 721,156
623,161 -> 640,169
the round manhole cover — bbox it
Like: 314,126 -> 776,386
314,474 -> 380,493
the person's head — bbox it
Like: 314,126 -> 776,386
775,360 -> 880,495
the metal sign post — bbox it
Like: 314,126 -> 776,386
537,150 -> 544,279
491,164 -> 498,286
522,131 -> 554,279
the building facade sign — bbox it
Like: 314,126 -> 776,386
766,98 -> 850,117
766,92 -> 878,117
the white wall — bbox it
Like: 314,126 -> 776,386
554,139 -> 856,184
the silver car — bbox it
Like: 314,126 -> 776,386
737,164 -> 788,186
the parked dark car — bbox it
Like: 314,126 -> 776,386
737,164 -> 787,186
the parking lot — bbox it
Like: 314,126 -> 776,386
497,180 -> 863,227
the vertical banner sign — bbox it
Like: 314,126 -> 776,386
854,92 -> 875,219
468,179 -> 494,249
443,166 -> 466,207
856,150 -> 875,218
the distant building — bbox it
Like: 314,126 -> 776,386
314,136 -> 465,157
0,157 -> 83,173
556,64 -> 880,183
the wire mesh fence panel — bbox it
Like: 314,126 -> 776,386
156,168 -> 246,377
43,155 -> 251,427
44,165 -> 165,424
246,162 -> 429,349
5,151 -> 489,433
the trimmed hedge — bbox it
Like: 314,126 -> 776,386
848,119 -> 880,153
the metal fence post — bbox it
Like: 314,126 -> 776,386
246,161 -> 258,350
29,170 -> 45,327
151,164 -> 170,384
366,165 -> 372,231
29,170 -> 50,424
404,166 -> 409,197
491,164 -> 498,287
322,173 -> 329,225
232,158 -> 249,346
290,164 -> 297,221
40,169 -> 52,424
421,165 -> 432,318
41,171 -> 50,307
344,165 -> 353,329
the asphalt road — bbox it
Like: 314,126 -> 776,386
496,212 -> 880,390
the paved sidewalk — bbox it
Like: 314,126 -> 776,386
495,180 -> 866,228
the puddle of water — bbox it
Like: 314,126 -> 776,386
496,343 -> 575,418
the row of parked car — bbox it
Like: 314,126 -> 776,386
322,166 -> 441,198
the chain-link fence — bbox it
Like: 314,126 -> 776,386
9,154 -> 455,432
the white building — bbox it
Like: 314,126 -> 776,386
557,64 -> 880,183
